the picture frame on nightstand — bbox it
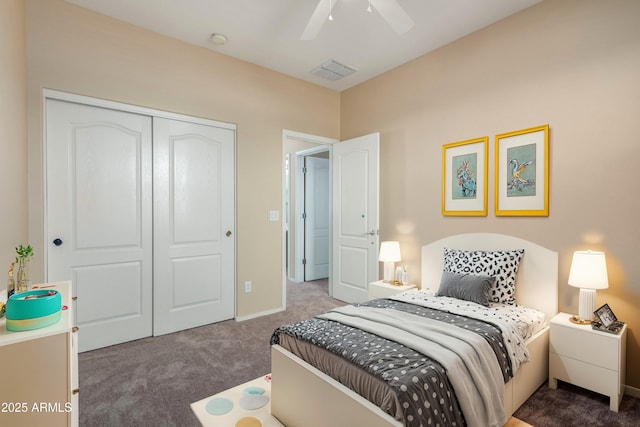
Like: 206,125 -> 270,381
592,303 -> 625,334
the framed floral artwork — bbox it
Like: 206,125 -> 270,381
495,124 -> 549,216
442,136 -> 488,216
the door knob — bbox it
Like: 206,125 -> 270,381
226,230 -> 232,237
53,238 -> 63,246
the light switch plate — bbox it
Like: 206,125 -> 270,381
269,210 -> 280,222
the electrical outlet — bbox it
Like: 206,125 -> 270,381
244,281 -> 252,293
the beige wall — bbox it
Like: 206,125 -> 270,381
0,0 -> 28,269
24,0 -> 340,317
13,0 -> 640,390
341,0 -> 640,388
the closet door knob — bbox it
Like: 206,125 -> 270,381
53,238 -> 63,246
226,230 -> 232,237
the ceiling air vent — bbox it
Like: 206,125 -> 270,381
311,59 -> 357,81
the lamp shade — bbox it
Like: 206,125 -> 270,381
379,241 -> 401,262
568,250 -> 608,290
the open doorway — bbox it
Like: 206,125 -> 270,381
282,131 -> 336,305
282,130 -> 380,309
298,149 -> 330,282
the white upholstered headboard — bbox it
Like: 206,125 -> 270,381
421,233 -> 558,321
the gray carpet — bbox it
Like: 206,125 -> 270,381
79,281 -> 640,426
513,381 -> 640,427
79,279 -> 343,426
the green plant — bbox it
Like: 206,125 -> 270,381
15,244 -> 34,264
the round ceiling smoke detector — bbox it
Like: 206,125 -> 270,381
210,33 -> 228,46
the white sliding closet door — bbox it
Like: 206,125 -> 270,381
46,94 -> 236,351
46,99 -> 153,352
153,118 -> 235,335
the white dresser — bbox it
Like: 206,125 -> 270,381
549,312 -> 627,411
0,281 -> 78,426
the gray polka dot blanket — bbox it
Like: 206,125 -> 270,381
271,290 -> 544,427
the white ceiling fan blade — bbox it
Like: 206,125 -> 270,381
301,0 -> 339,40
369,0 -> 414,35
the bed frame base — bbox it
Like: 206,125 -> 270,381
272,328 -> 548,426
271,344 -> 403,427
505,327 -> 549,417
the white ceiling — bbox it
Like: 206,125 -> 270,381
65,0 -> 542,92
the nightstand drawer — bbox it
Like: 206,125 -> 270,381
549,353 -> 619,396
550,324 -> 619,370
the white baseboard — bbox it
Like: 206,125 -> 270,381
235,306 -> 284,322
625,384 -> 640,399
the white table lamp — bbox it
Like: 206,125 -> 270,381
568,250 -> 609,324
379,241 -> 401,283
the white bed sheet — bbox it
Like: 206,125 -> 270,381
488,301 -> 547,341
390,289 -> 546,374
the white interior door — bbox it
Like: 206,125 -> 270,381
304,156 -> 329,281
152,118 -> 235,335
46,99 -> 153,352
331,133 -> 380,302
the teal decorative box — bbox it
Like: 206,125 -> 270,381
5,289 -> 62,332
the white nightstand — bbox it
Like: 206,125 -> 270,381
549,312 -> 627,412
368,280 -> 417,300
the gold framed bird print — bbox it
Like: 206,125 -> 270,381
495,124 -> 549,216
442,136 -> 488,216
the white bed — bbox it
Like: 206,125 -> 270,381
271,233 -> 558,427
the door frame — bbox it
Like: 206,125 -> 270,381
282,130 -> 337,309
43,89 -> 238,316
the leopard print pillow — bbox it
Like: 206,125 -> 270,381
442,248 -> 525,305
